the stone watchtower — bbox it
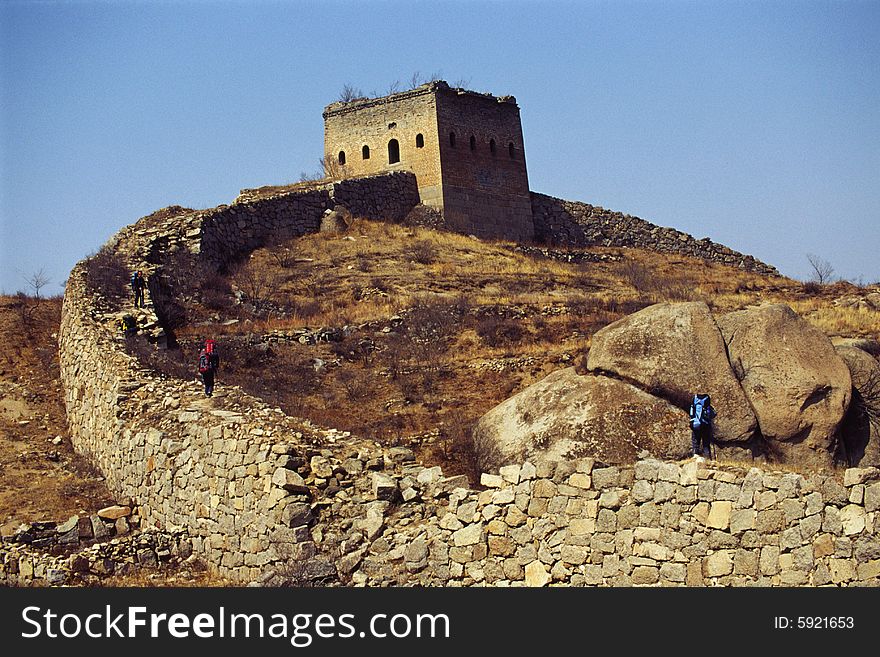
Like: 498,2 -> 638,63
323,80 -> 534,241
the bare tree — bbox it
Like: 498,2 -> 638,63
233,259 -> 280,313
298,155 -> 345,183
408,71 -> 424,89
807,253 -> 835,285
451,77 -> 472,89
338,83 -> 364,103
23,268 -> 51,298
386,79 -> 401,95
320,155 -> 344,181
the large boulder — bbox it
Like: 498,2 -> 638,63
587,301 -> 757,442
835,345 -> 880,467
319,205 -> 351,233
472,367 -> 691,470
717,304 -> 851,468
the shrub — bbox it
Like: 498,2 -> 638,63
476,316 -> 527,347
83,247 -> 129,306
410,240 -> 437,265
439,416 -> 483,485
268,246 -> 297,269
337,368 -> 372,402
11,292 -> 39,338
618,259 -> 653,293
232,259 -> 281,313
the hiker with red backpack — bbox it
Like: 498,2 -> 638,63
198,339 -> 220,397
689,393 -> 717,459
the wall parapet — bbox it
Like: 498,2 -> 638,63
531,192 -> 779,275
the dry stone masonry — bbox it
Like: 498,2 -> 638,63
6,451 -> 880,586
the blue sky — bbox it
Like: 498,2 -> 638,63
1,0 -> 878,295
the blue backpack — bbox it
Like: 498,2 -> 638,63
690,395 -> 712,429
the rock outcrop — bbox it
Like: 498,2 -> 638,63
718,304 -> 852,469
479,302 -> 864,471
587,301 -> 757,443
472,368 -> 691,470
836,345 -> 880,468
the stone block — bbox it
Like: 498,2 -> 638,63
856,560 -> 880,581
524,560 -> 551,587
729,509 -> 756,534
703,550 -> 734,578
631,566 -> 659,585
829,559 -> 855,584
499,465 -> 521,484
844,467 -> 880,487
533,479 -> 558,498
840,505 -> 866,535
706,501 -> 732,530
97,505 -> 131,520
568,473 -> 591,489
591,467 -> 619,489
865,483 -> 880,512
452,523 -> 484,547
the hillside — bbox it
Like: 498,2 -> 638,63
126,217 -> 880,482
0,295 -> 112,533
3,218 -> 879,588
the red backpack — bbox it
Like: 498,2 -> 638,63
198,339 -> 216,373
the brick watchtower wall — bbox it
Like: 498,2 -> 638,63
323,81 -> 533,242
323,86 -> 443,209
434,85 -> 533,242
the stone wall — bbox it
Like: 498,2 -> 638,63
54,173 -> 876,588
306,457 -> 880,587
201,171 -> 419,269
531,193 -> 779,275
1,525 -> 191,587
56,172 -> 419,583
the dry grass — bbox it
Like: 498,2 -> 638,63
0,296 -> 113,526
140,219 -> 880,482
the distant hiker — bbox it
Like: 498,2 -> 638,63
198,338 -> 220,397
118,314 -> 138,337
130,270 -> 146,308
689,393 -> 717,458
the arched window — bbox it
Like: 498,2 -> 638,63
338,150 -> 346,165
449,132 -> 456,147
388,139 -> 400,164
489,139 -> 496,156
470,135 -> 476,151
508,142 -> 516,159
415,133 -> 424,148
362,145 -> 370,160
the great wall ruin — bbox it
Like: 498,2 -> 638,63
4,80 -> 877,587
1,166 -> 877,587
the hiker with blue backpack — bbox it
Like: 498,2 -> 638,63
689,393 -> 717,459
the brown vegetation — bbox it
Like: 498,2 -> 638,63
0,295 -> 112,531
144,218 -> 879,481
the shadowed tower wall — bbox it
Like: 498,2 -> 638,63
323,81 -> 533,241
